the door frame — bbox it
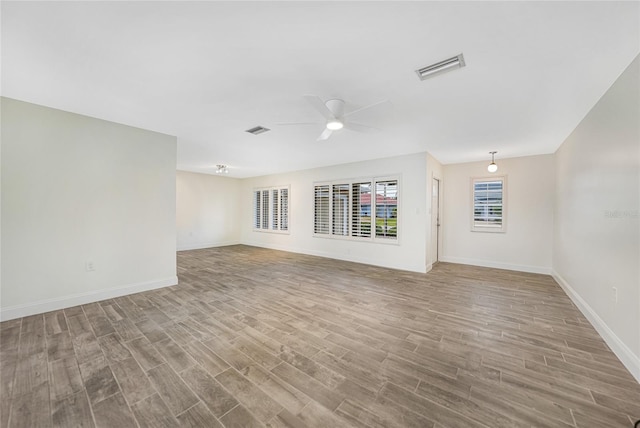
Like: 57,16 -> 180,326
431,175 -> 442,266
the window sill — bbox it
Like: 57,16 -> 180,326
254,229 -> 290,235
312,234 -> 399,245
470,227 -> 505,233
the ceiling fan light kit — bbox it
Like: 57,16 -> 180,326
326,119 -> 344,131
416,53 -> 466,81
278,96 -> 388,141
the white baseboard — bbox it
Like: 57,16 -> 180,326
241,241 -> 427,274
552,271 -> 640,383
438,256 -> 552,275
0,276 -> 178,322
177,241 -> 240,251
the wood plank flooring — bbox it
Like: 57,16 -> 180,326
1,245 -> 639,427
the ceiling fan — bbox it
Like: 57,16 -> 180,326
278,95 -> 389,141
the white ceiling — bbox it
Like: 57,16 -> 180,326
2,1 -> 638,178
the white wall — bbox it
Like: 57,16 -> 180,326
1,98 -> 178,321
553,56 -> 639,381
441,154 -> 555,274
176,171 -> 241,250
240,153 -> 429,273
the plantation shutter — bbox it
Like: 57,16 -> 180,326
280,188 -> 289,231
261,190 -> 269,229
272,189 -> 279,230
332,184 -> 349,236
351,182 -> 372,237
314,185 -> 330,234
375,180 -> 398,238
253,186 -> 290,232
254,190 -> 261,229
473,179 -> 503,228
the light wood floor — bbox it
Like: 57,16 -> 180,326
1,245 -> 639,427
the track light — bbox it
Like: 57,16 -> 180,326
487,152 -> 498,173
215,164 -> 229,174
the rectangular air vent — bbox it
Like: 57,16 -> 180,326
245,126 -> 271,135
416,53 -> 466,81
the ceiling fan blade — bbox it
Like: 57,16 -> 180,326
317,128 -> 333,141
303,95 -> 334,120
276,122 -> 322,126
345,122 -> 382,133
343,99 -> 391,118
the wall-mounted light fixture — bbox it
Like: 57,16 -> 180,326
487,151 -> 498,173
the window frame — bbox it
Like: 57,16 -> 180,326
253,185 -> 290,234
374,179 -> 399,240
471,176 -> 507,233
313,175 -> 400,244
314,184 -> 330,235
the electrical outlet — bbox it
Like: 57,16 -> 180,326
612,286 -> 618,303
86,261 -> 95,272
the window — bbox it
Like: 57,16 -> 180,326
261,190 -> 269,229
272,189 -> 279,230
253,186 -> 289,233
351,182 -> 371,238
254,191 -> 261,229
280,188 -> 289,230
314,185 -> 330,234
332,184 -> 349,236
313,177 -> 399,242
375,180 -> 398,238
472,177 -> 506,232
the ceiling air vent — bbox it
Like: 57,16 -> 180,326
415,53 -> 466,81
245,126 -> 271,135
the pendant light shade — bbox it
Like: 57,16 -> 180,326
487,151 -> 498,173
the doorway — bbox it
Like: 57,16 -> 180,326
431,177 -> 441,264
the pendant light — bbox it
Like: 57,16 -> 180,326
487,151 -> 498,173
